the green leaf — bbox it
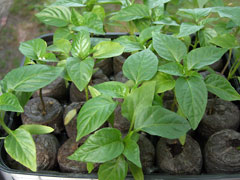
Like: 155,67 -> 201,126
0,93 -> 23,112
36,6 -> 71,27
64,109 -> 77,125
128,161 -> 144,180
4,128 -> 36,171
123,49 -> 158,85
179,134 -> 186,145
98,156 -> 128,180
67,57 -> 94,91
197,0 -> 208,8
134,106 -> 190,139
149,72 -> 175,93
134,19 -> 152,32
153,18 -> 179,26
71,8 -> 84,26
175,76 -> 208,130
51,0 -> 86,7
205,73 -> 240,101
14,92 -> 32,108
48,38 -> 72,55
91,37 -> 111,47
19,125 -> 54,134
93,41 -> 124,59
87,162 -> 94,173
122,81 -> 155,121
186,46 -> 227,70
110,4 -> 150,22
143,0 -> 170,9
53,28 -> 72,43
178,8 -> 212,22
114,36 -> 144,53
139,25 -> 163,44
92,5 -> 105,21
177,23 -> 204,38
2,65 -> 64,92
210,0 -> 224,7
123,138 -> 141,168
76,95 -> 118,141
158,62 -> 184,76
88,86 -> 101,98
71,31 -> 91,59
19,39 -> 47,60
213,7 -> 240,26
41,53 -> 58,62
199,28 -> 217,47
69,128 -> 124,163
153,32 -> 187,62
94,81 -> 129,98
210,34 -> 239,49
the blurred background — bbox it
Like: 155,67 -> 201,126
0,0 -> 239,80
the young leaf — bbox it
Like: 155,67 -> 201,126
69,128 -> 124,163
4,128 -> 36,171
93,41 -> 124,59
158,62 -> 184,76
197,0 -> 208,8
153,18 -> 179,26
48,39 -> 72,55
121,81 -> 155,121
76,95 -> 118,141
94,81 -> 129,98
92,5 -> 105,21
123,49 -> 158,85
175,76 -> 208,130
98,156 -> 128,180
0,93 -> 23,112
71,8 -> 84,26
205,74 -> 240,101
128,161 -> 144,180
64,109 -> 77,125
19,39 -> 47,60
177,8 -> 212,22
134,106 -> 190,139
143,0 -> 170,9
71,31 -> 91,59
67,57 -> 94,91
186,46 -> 227,70
110,4 -> 150,22
139,25 -> 163,44
114,36 -> 144,53
36,6 -> 71,27
51,0 -> 86,7
199,28 -> 217,47
53,27 -> 72,43
123,138 -> 141,168
210,34 -> 239,49
87,162 -> 94,173
177,23 -> 204,38
2,65 -> 64,92
19,125 -> 54,135
179,134 -> 186,145
88,86 -> 101,98
153,32 -> 187,62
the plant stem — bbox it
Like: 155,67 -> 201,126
193,34 -> 198,49
0,112 -> 12,135
221,48 -> 232,75
85,87 -> 89,101
39,88 -> 46,115
228,58 -> 240,80
171,95 -> 177,112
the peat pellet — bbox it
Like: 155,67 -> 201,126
21,97 -> 63,134
113,55 -> 126,75
205,129 -> 240,174
156,135 -> 202,175
95,58 -> 113,76
198,98 -> 240,138
92,69 -> 109,85
33,77 -> 67,101
114,71 -> 128,83
138,134 -> 155,174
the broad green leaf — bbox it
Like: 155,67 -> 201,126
129,161 -> 144,180
158,62 -> 184,76
175,76 -> 207,130
123,138 -> 141,168
210,34 -> 239,49
199,28 -> 217,47
139,25 -> 163,44
114,36 -> 144,53
123,49 -> 158,85
92,5 -> 105,21
36,6 -> 71,27
71,8 -> 84,26
66,57 -> 94,91
110,4 -> 150,22
178,8 -> 212,22
88,86 -> 101,98
14,92 -> 32,108
2,65 -> 64,92
76,95 -> 118,141
98,156 -> 128,180
153,32 -> 187,62
210,0 -> 224,7
51,0 -> 86,7
64,109 -> 77,125
91,37 -> 111,47
0,93 -> 23,112
71,31 -> 91,59
213,7 -> 240,26
197,0 -> 208,8
19,125 -> 54,134
153,18 -> 179,26
48,39 -> 72,55
177,23 -> 204,38
205,73 -> 240,101
97,0 -> 122,4
143,0 -> 170,9
134,19 -> 152,32
121,81 -> 155,121
186,46 -> 227,70
134,106 -> 190,139
93,41 -> 124,59
149,72 -> 175,93
69,128 -> 124,163
94,81 -> 129,98
19,39 -> 47,60
53,28 -> 72,43
4,128 -> 36,171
